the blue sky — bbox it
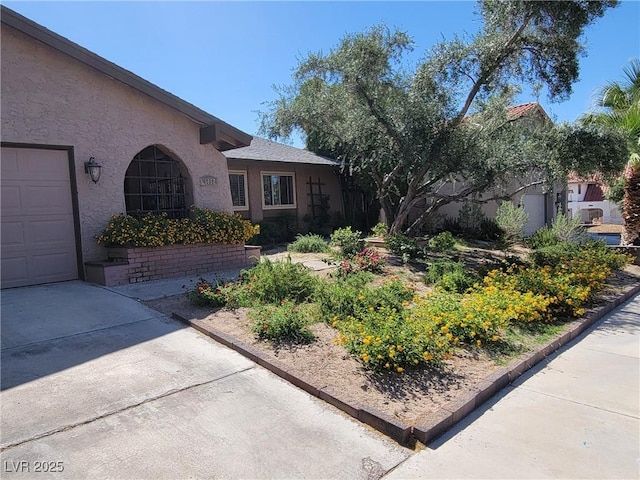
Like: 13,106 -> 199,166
4,1 -> 640,147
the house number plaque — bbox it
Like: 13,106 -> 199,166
199,175 -> 217,186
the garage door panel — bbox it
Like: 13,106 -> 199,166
32,251 -> 77,282
1,256 -> 29,287
1,220 -> 26,248
30,217 -> 75,246
25,184 -> 73,214
16,149 -> 70,181
1,184 -> 22,215
1,147 -> 78,288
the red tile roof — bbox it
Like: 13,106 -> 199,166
567,172 -> 603,183
583,183 -> 605,202
506,103 -> 539,119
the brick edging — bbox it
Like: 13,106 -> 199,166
413,283 -> 640,444
172,284 -> 640,446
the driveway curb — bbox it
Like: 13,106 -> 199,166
173,283 -> 640,446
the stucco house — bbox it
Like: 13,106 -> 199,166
0,6 -> 254,288
567,173 -> 622,225
224,136 -> 344,230
435,102 -> 564,236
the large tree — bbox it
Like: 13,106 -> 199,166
261,0 -> 626,234
582,59 -> 640,245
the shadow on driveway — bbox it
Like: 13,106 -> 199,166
1,281 -> 186,390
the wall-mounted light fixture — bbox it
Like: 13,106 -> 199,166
84,157 -> 102,183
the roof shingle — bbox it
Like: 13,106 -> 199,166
223,137 -> 339,166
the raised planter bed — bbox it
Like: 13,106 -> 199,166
85,244 -> 260,286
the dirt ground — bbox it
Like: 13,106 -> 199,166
144,245 -> 640,427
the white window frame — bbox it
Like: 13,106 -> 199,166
261,171 -> 297,210
229,170 -> 249,211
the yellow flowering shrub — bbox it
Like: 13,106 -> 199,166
96,207 -> 259,247
411,287 -> 552,346
335,305 -> 453,371
483,260 -> 606,319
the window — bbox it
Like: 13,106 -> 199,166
261,173 -> 296,208
124,145 -> 190,218
229,171 -> 248,210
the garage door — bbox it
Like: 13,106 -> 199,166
1,147 -> 78,288
522,193 -> 546,236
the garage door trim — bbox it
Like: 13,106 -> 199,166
1,142 -> 84,284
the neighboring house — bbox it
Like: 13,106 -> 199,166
224,137 -> 343,227
567,173 -> 622,225
0,6 -> 252,288
436,102 -> 564,236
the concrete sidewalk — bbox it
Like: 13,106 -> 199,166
385,293 -> 640,479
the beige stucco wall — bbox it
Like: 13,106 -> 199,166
227,159 -> 343,225
1,26 -> 235,265
432,180 -> 563,235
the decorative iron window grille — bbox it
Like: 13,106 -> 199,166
124,146 -> 189,218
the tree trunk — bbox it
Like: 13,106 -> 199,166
621,162 -> 640,246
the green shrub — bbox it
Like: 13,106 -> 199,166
428,231 -> 456,253
186,278 -> 228,308
528,225 -> 559,249
253,213 -> 297,246
186,277 -> 253,309
385,234 -> 424,263
316,273 -> 372,320
425,260 -> 475,293
243,256 -> 318,304
330,226 -> 365,258
550,212 -> 590,245
250,301 -> 314,342
479,219 -> 505,242
443,205 -> 504,241
287,234 -> 330,253
495,201 -> 529,245
529,242 -> 583,267
370,222 -> 389,238
317,275 -> 414,321
530,239 -> 631,271
458,203 -> 486,236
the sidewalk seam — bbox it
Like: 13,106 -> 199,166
517,385 -> 640,420
0,366 -> 254,452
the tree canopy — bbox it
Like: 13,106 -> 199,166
260,0 -> 626,234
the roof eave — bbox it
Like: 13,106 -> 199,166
1,5 -> 251,150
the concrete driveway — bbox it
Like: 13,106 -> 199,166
0,281 -> 410,479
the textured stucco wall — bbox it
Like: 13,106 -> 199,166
1,26 -> 235,265
227,160 -> 343,224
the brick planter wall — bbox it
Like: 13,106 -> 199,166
85,243 -> 256,286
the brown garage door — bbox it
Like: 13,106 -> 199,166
1,147 -> 78,288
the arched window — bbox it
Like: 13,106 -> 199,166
124,145 -> 191,218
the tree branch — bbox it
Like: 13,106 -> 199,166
454,12 -> 534,125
